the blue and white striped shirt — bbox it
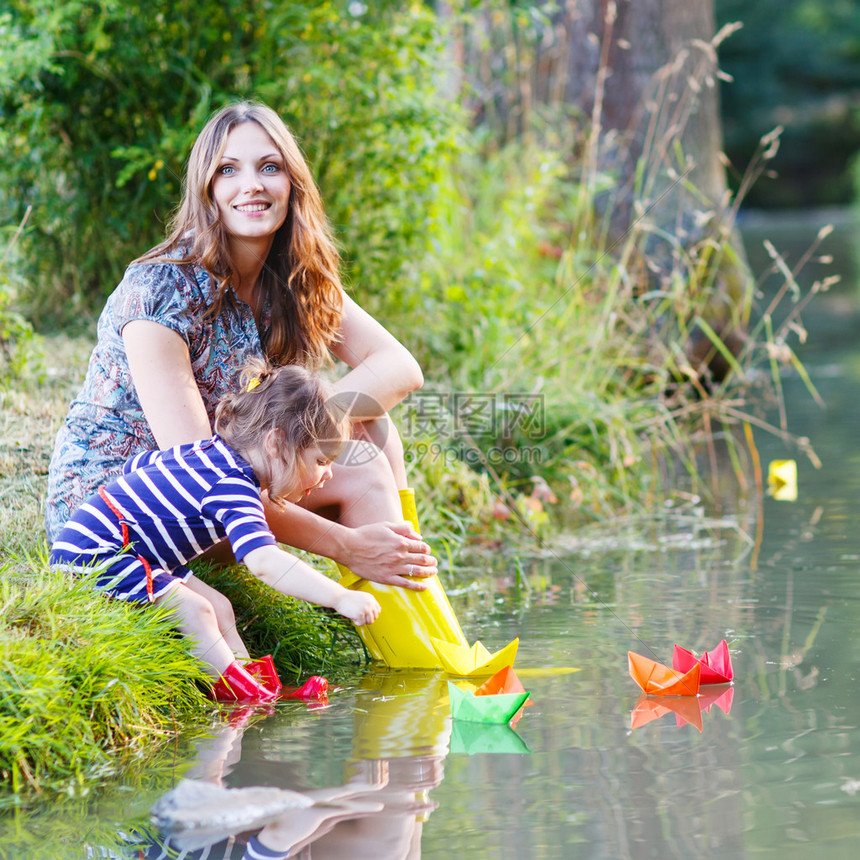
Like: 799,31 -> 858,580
50,436 -> 276,592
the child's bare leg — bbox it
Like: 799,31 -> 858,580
155,581 -> 240,679
184,574 -> 250,662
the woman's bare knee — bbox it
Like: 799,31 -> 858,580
354,417 -> 406,487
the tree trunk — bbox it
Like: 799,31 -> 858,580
447,0 -> 750,379
563,0 -> 731,249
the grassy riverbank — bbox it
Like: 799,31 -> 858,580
0,336 -> 368,800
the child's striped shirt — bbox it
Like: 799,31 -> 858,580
50,435 -> 277,602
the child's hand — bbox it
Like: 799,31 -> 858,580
336,590 -> 381,626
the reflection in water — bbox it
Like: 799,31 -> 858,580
630,685 -> 734,733
141,672 -> 458,859
450,722 -> 531,755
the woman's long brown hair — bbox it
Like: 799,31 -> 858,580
136,101 -> 343,369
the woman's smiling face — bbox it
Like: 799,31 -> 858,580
211,121 -> 291,247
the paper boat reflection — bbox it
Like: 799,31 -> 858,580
672,639 -> 733,685
699,683 -> 734,716
631,693 -> 704,732
450,721 -> 531,755
630,684 -> 734,732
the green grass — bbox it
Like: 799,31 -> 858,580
0,561 -> 208,798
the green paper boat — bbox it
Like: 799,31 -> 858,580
450,721 -> 531,755
447,681 -> 530,724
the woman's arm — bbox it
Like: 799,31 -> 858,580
330,294 -> 424,416
123,320 -> 213,446
243,544 -> 381,626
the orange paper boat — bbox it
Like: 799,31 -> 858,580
672,639 -> 733,685
475,665 -> 527,697
627,651 -> 700,696
475,665 -> 532,726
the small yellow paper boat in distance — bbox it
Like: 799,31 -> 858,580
628,651 -> 700,696
340,489 -> 519,672
767,459 -> 797,501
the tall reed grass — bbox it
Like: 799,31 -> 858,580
393,121 -> 825,551
378,6 -> 824,550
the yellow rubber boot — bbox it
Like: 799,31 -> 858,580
338,489 -> 470,669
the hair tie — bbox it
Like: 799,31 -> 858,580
246,377 -> 261,392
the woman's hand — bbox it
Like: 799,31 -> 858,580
343,521 -> 438,590
335,590 -> 381,626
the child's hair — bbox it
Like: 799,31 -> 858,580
215,359 -> 350,507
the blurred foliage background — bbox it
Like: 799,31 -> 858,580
0,0 -> 460,324
716,0 -> 860,208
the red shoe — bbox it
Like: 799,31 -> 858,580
209,661 -> 278,703
244,655 -> 282,693
281,675 -> 328,701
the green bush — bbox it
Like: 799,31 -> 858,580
0,0 -> 461,321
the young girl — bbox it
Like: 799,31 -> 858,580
49,360 -> 381,702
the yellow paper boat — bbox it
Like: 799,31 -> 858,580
431,636 -> 519,678
767,459 -> 797,501
340,489 -> 518,672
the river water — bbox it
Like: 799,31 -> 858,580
7,212 -> 860,858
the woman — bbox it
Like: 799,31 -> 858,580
45,100 -> 435,589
